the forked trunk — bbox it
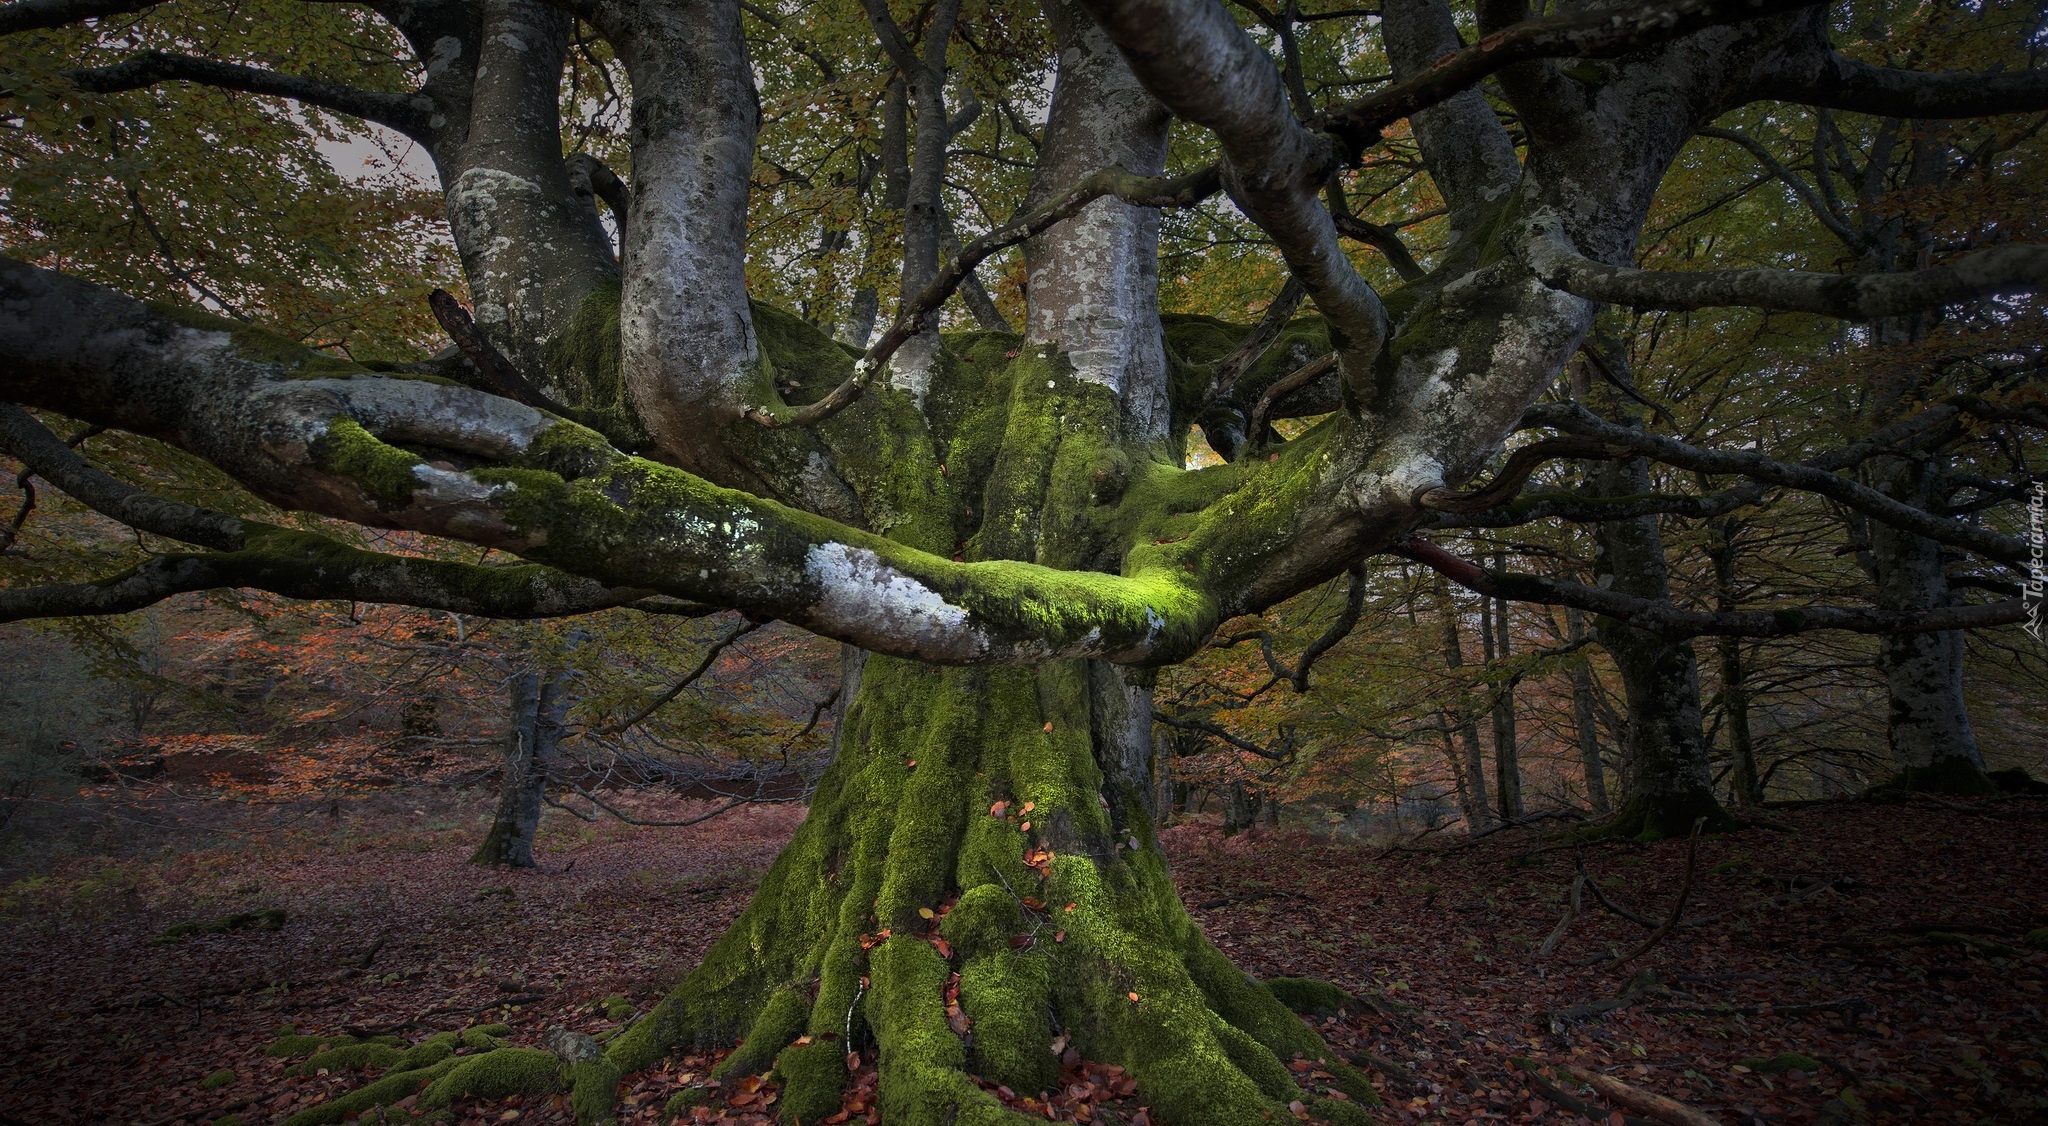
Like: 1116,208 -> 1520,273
608,658 -> 1375,1123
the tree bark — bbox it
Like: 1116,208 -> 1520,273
1482,554 -> 1522,818
1565,607 -> 1611,814
1708,520 -> 1762,806
471,665 -> 569,868
1588,455 -> 1736,838
1435,582 -> 1493,829
1864,455 -> 1992,792
602,659 -> 1373,1123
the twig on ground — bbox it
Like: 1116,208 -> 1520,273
1606,819 -> 1704,973
1539,873 -> 1585,958
1509,1058 -> 1658,1126
1561,1063 -> 1725,1126
1579,857 -> 1662,929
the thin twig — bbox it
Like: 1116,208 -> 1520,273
1539,873 -> 1585,958
1606,818 -> 1704,973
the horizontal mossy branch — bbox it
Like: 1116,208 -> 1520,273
1,258 -> 1410,662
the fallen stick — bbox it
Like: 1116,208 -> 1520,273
1562,1063 -> 1725,1126
1607,819 -> 1704,973
1539,873 -> 1586,958
1580,859 -> 1661,929
1508,1058 -> 1657,1126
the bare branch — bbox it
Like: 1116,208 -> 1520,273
62,50 -> 434,142
1150,710 -> 1294,760
1755,51 -> 2048,120
1521,209 -> 2048,320
1695,127 -> 1860,253
1391,536 -> 2026,639
0,0 -> 161,35
599,616 -> 764,734
0,402 -> 241,549
1417,436 -> 1633,513
1522,401 -> 2027,565
1324,0 -> 1826,157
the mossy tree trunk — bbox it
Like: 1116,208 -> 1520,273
613,657 -> 1372,1125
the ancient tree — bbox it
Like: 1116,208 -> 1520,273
2,0 -> 2045,1119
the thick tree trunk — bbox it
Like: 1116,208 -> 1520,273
1589,456 -> 1737,838
1565,607 -> 1611,814
471,665 -> 569,868
1865,456 -> 1992,792
605,659 -> 1374,1124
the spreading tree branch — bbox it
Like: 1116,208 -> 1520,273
1522,402 -> 2027,564
1392,535 -> 2026,639
1521,210 -> 2048,320
1323,0 -> 1826,157
1755,51 -> 2048,120
62,50 -> 434,142
0,0 -> 158,33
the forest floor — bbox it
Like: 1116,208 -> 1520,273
1,792 -> 2044,1126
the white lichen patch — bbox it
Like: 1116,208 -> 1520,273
803,543 -> 985,660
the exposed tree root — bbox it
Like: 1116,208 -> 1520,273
1871,757 -> 2000,796
1570,792 -> 1743,842
282,659 -> 1383,1125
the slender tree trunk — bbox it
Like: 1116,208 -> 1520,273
471,665 -> 568,868
1565,607 -> 1610,814
1435,583 -> 1492,829
1437,711 -> 1479,827
1708,519 -> 1762,806
1588,455 -> 1737,838
1483,555 -> 1522,818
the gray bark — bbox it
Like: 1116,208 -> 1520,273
1588,454 -> 1725,835
1565,607 -> 1610,814
1865,456 -> 1987,785
1024,0 -> 1173,439
442,0 -> 621,394
472,665 -> 569,868
1435,584 -> 1492,829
